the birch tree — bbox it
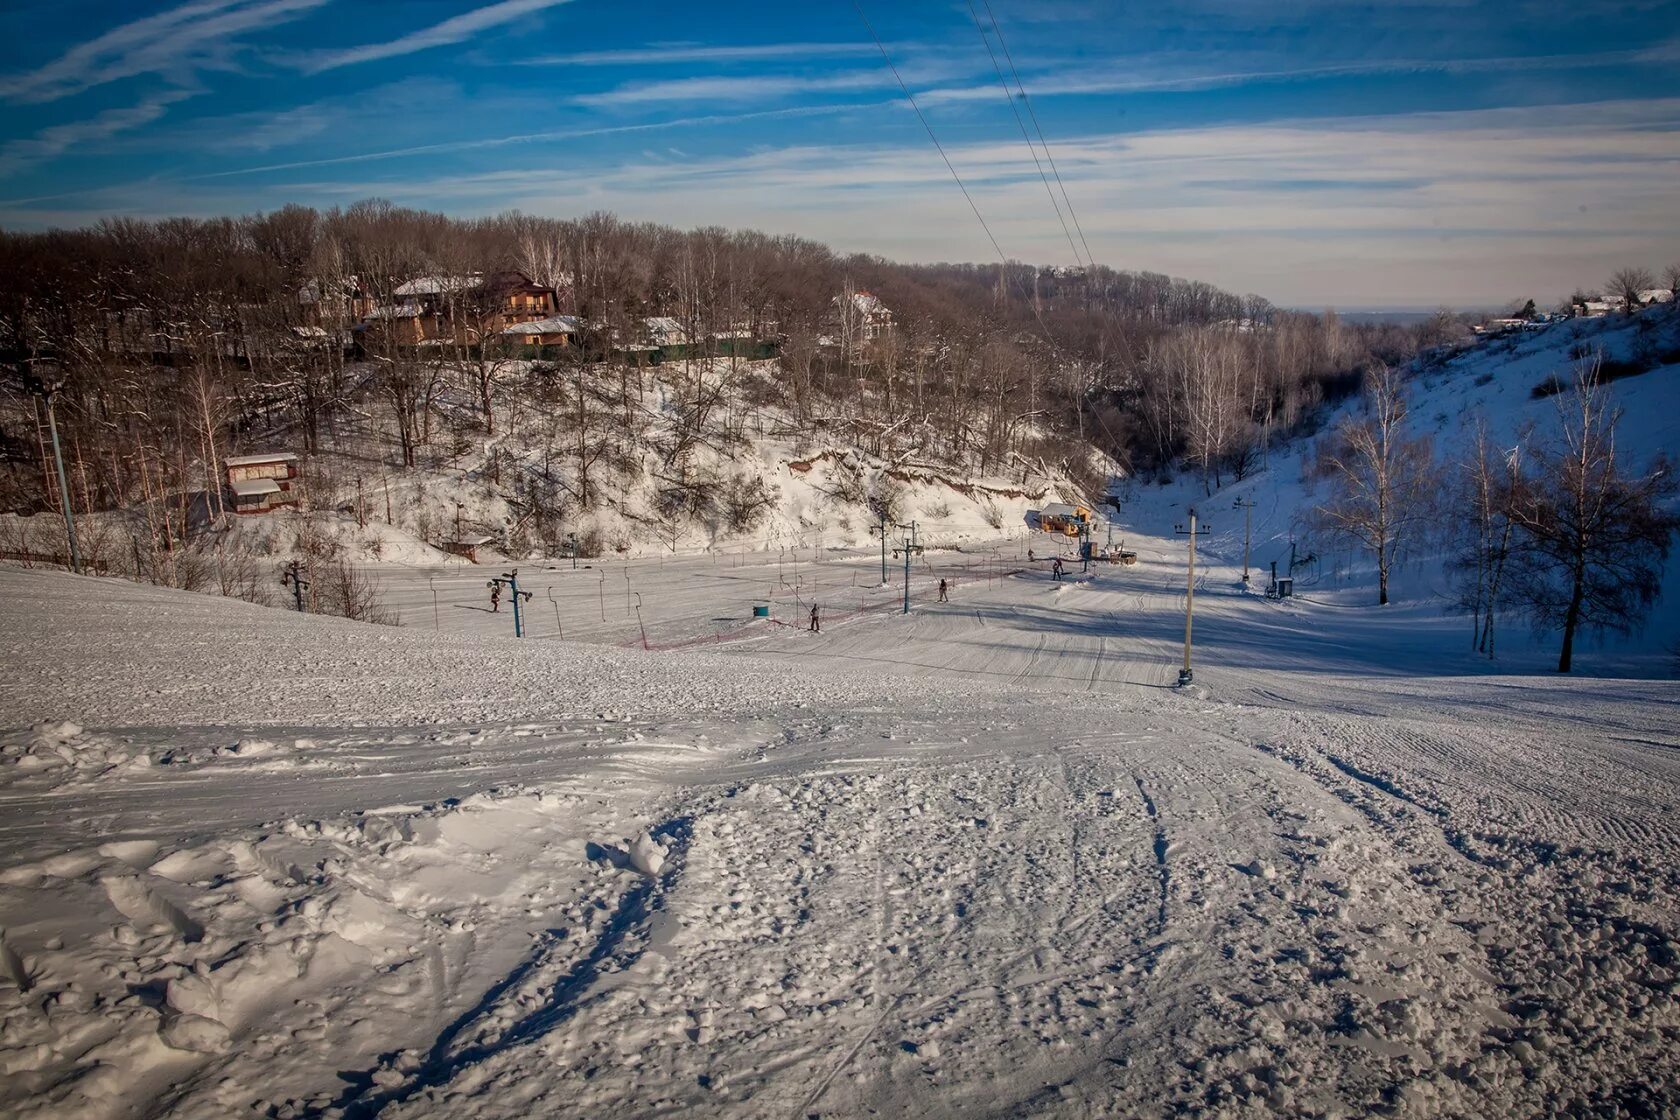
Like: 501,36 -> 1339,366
1311,363 -> 1437,605
1452,418 -> 1527,657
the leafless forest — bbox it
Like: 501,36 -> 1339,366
0,201 -> 1452,537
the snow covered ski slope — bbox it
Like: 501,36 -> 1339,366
2,547 -> 1678,1119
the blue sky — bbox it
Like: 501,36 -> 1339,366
1,0 -> 1677,307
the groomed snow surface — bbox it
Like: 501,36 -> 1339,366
3,529 -> 1679,1119
3,316 -> 1680,1119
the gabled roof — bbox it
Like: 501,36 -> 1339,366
482,270 -> 549,293
225,452 -> 298,468
393,274 -> 478,298
500,314 -> 583,335
850,291 -> 890,316
364,303 -> 425,320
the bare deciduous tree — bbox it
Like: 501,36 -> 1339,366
1311,363 -> 1437,606
1451,417 -> 1527,657
1607,267 -> 1655,315
1512,363 -> 1679,672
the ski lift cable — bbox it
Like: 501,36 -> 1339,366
851,2 -> 1125,501
848,0 -> 1009,266
982,0 -> 1096,268
965,1 -> 1124,477
964,0 -> 1084,269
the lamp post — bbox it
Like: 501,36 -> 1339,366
868,515 -> 889,585
891,521 -> 924,614
1233,497 -> 1256,584
1173,509 -> 1211,687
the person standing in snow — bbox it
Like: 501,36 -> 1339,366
489,582 -> 502,613
809,604 -> 820,633
938,578 -> 949,602
1052,557 -> 1064,582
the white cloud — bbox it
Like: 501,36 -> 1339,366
282,98 -> 1680,306
913,46 -> 1666,108
572,71 -> 901,108
3,95 -> 1674,307
303,0 -> 574,72
0,0 -> 330,104
0,90 -> 197,177
517,42 -> 880,67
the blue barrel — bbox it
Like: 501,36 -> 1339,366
752,604 -> 770,618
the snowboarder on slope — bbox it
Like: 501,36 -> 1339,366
809,604 -> 820,633
490,582 -> 502,612
938,578 -> 949,602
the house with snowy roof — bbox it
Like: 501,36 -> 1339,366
823,289 -> 896,354
847,290 -> 894,341
500,314 -> 584,356
225,452 -> 300,515
357,271 -> 562,350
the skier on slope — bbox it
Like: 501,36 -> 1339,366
1052,557 -> 1064,582
489,582 -> 502,613
809,604 -> 820,633
938,578 -> 949,602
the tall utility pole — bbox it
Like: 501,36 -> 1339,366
282,560 -> 309,612
1173,508 -> 1211,687
868,515 -> 890,585
36,382 -> 82,575
1233,497 -> 1256,583
891,520 -> 924,614
488,569 -> 533,637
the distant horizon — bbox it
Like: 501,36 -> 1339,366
3,1 -> 1677,306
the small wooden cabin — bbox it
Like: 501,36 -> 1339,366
226,452 -> 300,514
442,535 -> 495,563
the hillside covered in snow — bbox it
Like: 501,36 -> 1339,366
2,301 -> 1680,1115
3,205 -> 1679,1119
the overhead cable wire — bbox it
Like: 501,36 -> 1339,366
849,0 -> 1009,265
851,2 -> 1126,496
982,0 -> 1095,268
965,0 -> 1085,268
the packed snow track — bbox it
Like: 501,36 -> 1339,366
1,566 -> 1677,1119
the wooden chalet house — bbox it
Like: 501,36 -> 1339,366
357,271 -> 560,350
